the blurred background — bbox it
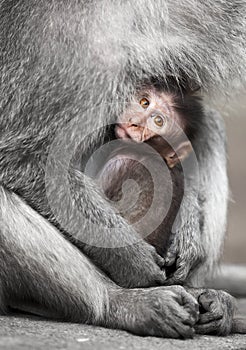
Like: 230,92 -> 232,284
215,93 -> 246,264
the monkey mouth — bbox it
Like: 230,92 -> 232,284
115,124 -> 143,142
115,124 -> 131,140
115,124 -> 156,143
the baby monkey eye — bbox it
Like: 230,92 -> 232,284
140,98 -> 150,109
153,115 -> 165,127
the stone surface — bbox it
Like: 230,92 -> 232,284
0,299 -> 245,350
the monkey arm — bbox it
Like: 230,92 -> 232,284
52,167 -> 167,289
165,109 -> 228,286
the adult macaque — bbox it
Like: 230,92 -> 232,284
0,0 -> 246,339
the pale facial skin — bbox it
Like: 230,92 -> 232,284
115,86 -> 192,168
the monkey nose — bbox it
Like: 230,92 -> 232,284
130,123 -> 139,128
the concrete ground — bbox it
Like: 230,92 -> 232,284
0,299 -> 245,350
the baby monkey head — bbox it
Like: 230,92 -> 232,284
115,86 -> 194,168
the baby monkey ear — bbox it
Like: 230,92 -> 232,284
165,141 -> 193,168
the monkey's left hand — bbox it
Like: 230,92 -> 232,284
187,288 -> 235,336
162,189 -> 207,285
164,228 -> 206,285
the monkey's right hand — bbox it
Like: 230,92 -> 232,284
86,241 -> 167,288
115,243 -> 167,288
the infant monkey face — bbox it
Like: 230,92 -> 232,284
115,86 -> 181,143
115,86 -> 192,168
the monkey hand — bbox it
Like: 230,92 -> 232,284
164,231 -> 206,285
187,288 -> 235,336
107,285 -> 199,338
102,242 -> 168,288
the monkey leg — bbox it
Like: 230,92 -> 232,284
0,185 -> 108,322
187,288 -> 235,336
107,285 -> 199,338
0,186 -> 199,338
165,109 -> 228,286
48,168 -> 167,289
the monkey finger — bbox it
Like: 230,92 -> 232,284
175,324 -> 196,339
171,310 -> 197,338
153,251 -> 166,268
157,326 -> 180,339
151,320 -> 181,339
154,270 -> 167,284
165,260 -> 191,284
165,252 -> 177,266
198,310 -> 223,324
173,265 -> 190,281
165,323 -> 194,340
198,294 -> 223,323
195,320 -> 226,335
170,286 -> 200,323
181,294 -> 200,324
147,244 -> 166,268
161,305 -> 196,338
198,292 -> 213,310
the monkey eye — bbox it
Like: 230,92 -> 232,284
153,115 -> 165,128
140,98 -> 150,109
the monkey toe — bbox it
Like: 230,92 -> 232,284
195,320 -> 224,335
195,289 -> 234,335
180,289 -> 200,324
198,293 -> 223,324
172,321 -> 196,339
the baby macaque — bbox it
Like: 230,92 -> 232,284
97,85 -> 203,258
115,85 -> 201,168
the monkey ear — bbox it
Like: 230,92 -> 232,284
165,141 -> 192,168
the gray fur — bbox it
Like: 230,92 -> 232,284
0,185 -> 202,337
166,108 -> 229,286
0,0 -> 245,338
0,186 -> 108,322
